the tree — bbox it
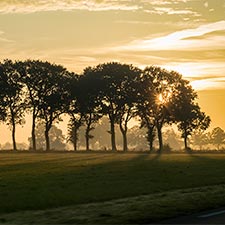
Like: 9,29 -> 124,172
84,63 -> 118,151
163,128 -> 183,151
210,127 -> 225,150
36,62 -> 72,151
127,125 -> 148,150
172,77 -> 211,150
0,59 -> 26,151
191,130 -> 209,150
83,62 -> 139,151
66,73 -> 83,151
116,65 -> 141,151
0,65 -> 8,123
136,70 -> 155,152
78,74 -> 102,151
67,114 -> 83,151
137,66 -> 179,153
89,116 -> 112,150
28,122 -> 66,150
15,60 -> 49,151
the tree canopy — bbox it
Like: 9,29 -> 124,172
0,59 -> 212,152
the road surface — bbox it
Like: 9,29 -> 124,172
160,207 -> 225,224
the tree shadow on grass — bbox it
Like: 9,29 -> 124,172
1,151 -> 225,215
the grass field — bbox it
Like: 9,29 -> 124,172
1,152 -> 225,224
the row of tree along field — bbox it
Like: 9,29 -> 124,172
0,59 -> 211,152
0,121 -> 224,152
26,123 -> 225,151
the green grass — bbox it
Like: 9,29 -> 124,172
1,152 -> 225,224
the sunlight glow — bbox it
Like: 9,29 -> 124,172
158,93 -> 164,103
157,92 -> 172,105
191,78 -> 225,91
117,20 -> 225,51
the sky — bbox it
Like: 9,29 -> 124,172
0,0 -> 225,145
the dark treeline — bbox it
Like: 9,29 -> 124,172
0,59 -> 211,152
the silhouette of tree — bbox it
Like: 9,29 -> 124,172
15,60 -> 50,151
127,125 -> 148,150
66,73 -> 83,151
163,128 -> 183,150
136,69 -> 155,152
85,63 -> 118,151
0,58 -> 213,153
191,130 -> 209,150
0,65 -> 8,123
0,60 -> 26,151
116,65 -> 141,151
137,67 -> 179,153
172,78 -> 211,150
36,62 -> 72,151
78,73 -> 102,151
89,116 -> 111,150
210,127 -> 225,150
83,62 -> 139,151
28,122 -> 66,150
67,115 -> 83,151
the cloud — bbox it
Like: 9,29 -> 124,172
147,0 -> 190,6
113,20 -> 225,52
182,30 -> 225,40
162,62 -> 225,78
140,0 -> 200,16
0,0 -> 202,15
147,7 -> 200,16
191,77 -> 225,91
204,1 -> 209,8
0,0 -> 140,14
0,30 -> 14,42
158,61 -> 225,90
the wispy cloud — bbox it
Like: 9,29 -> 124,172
149,0 -> 190,5
191,77 -> 225,91
140,0 -> 200,16
114,20 -> 225,51
0,0 -> 202,15
0,30 -> 14,42
157,61 -> 225,91
105,20 -> 225,90
146,7 -> 200,16
162,62 -> 225,78
0,0 -> 140,14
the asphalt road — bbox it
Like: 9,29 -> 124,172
159,207 -> 225,224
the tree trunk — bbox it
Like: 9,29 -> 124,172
45,126 -> 51,151
12,117 -> 17,151
156,123 -> 163,153
85,114 -> 93,151
73,128 -> 78,151
73,140 -> 77,151
122,130 -> 128,151
184,136 -> 188,151
31,112 -> 36,151
183,129 -> 190,152
147,127 -> 154,152
85,129 -> 90,151
119,122 -> 128,151
110,118 -> 117,151
73,139 -> 77,151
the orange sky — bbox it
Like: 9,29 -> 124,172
0,0 -> 224,145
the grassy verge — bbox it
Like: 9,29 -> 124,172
1,184 -> 225,224
1,152 -> 225,223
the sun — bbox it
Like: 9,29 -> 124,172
158,93 -> 164,103
157,92 -> 172,105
